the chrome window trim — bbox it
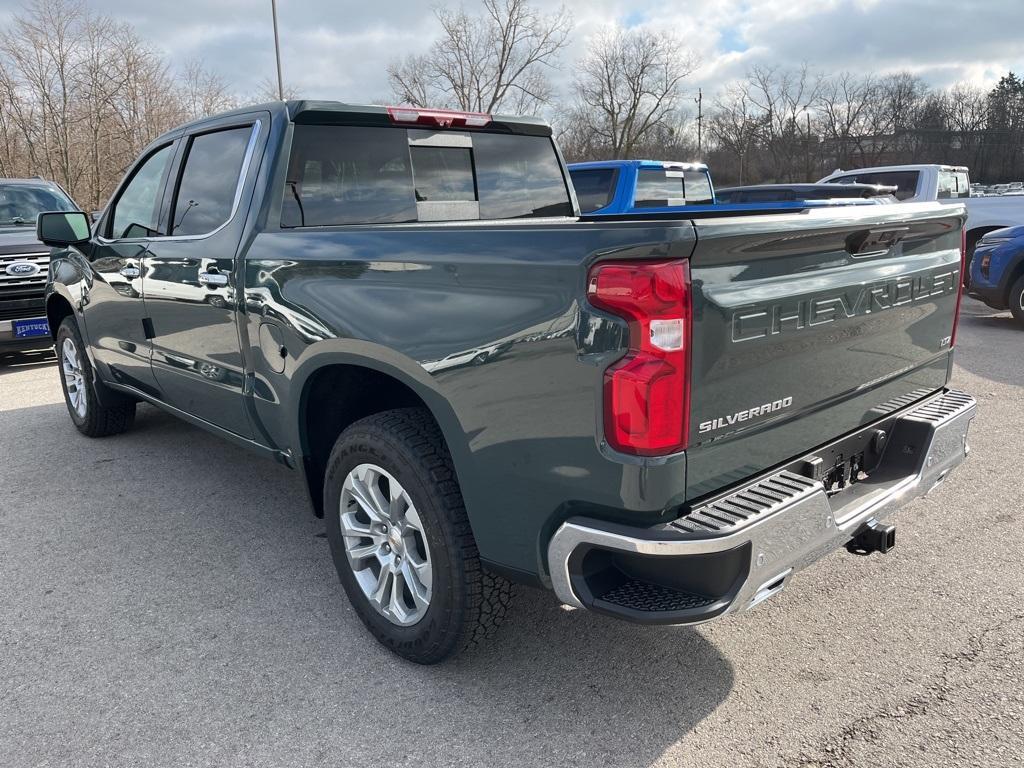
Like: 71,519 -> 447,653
97,119 -> 262,245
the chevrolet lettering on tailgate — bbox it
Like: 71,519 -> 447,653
731,268 -> 959,343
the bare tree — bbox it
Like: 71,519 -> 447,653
181,59 -> 237,119
0,0 -> 238,210
815,72 -> 880,168
387,0 -> 571,114
565,26 -> 697,159
707,87 -> 759,183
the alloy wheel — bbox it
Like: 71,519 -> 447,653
339,463 -> 433,626
61,337 -> 87,419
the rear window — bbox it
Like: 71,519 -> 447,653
833,171 -> 920,201
472,133 -> 573,219
633,168 -> 714,208
282,126 -> 416,227
569,168 -> 618,213
411,146 -> 475,202
282,125 -> 571,227
938,169 -> 970,199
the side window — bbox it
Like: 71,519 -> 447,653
109,144 -> 174,239
569,168 -> 618,213
282,125 -> 416,227
170,126 -> 254,236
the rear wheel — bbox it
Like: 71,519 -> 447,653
1009,275 -> 1024,327
56,317 -> 136,437
324,407 -> 512,664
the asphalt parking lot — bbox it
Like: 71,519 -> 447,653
1,297 -> 1022,768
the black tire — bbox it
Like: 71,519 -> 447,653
55,316 -> 136,437
324,407 -> 512,664
1010,275 -> 1024,327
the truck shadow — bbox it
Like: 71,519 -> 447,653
2,399 -> 734,767
0,347 -> 55,373
437,593 -> 735,766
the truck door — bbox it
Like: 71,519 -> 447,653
141,115 -> 266,438
86,140 -> 177,395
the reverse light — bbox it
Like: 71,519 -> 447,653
587,260 -> 692,456
385,106 -> 491,128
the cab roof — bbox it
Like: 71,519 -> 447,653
569,159 -> 709,172
159,100 -> 553,140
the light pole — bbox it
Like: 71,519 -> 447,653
271,0 -> 284,100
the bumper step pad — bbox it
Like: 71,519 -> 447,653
671,470 -> 819,535
597,579 -> 714,613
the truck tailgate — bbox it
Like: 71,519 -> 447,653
685,203 -> 965,499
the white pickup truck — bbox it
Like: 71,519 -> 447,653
819,164 -> 1024,272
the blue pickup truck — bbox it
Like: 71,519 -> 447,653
567,159 -> 876,217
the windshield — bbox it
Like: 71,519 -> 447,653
0,183 -> 76,225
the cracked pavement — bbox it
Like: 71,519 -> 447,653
1,298 -> 1022,768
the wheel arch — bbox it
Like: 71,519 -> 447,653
290,347 -> 472,520
45,290 -> 76,342
966,225 -> 1004,251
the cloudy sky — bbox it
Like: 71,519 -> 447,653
3,0 -> 1022,104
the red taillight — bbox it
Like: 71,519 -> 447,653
385,106 -> 491,128
952,226 -> 965,347
587,260 -> 691,456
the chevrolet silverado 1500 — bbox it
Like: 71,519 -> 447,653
42,101 -> 975,663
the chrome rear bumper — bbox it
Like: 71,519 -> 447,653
547,389 -> 976,623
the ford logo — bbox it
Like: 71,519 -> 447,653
5,261 -> 39,277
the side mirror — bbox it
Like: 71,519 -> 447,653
37,211 -> 92,248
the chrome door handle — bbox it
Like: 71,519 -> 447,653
198,271 -> 229,287
118,265 -> 141,279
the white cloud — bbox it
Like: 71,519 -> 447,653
0,0 -> 1020,103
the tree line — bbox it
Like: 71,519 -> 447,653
4,0 -> 1023,211
0,0 -> 240,211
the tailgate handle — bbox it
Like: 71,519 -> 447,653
846,226 -> 910,257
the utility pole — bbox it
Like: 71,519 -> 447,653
695,88 -> 703,158
271,0 -> 284,100
805,109 -> 812,180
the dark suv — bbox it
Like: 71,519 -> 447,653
0,178 -> 80,354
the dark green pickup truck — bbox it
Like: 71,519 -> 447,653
42,101 -> 975,663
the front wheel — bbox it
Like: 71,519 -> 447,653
1010,275 -> 1024,328
324,408 -> 512,664
56,317 -> 136,437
